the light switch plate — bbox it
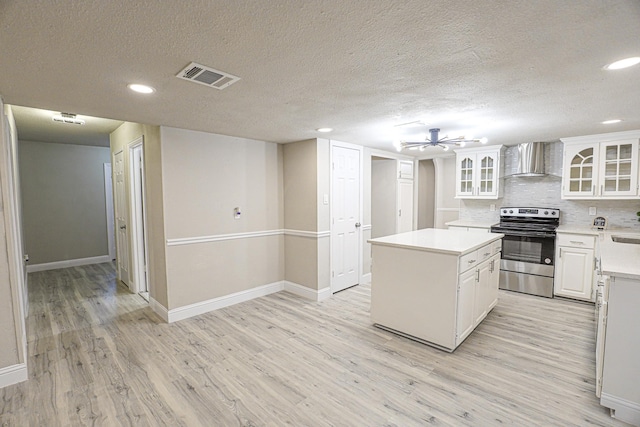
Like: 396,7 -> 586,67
234,207 -> 241,219
490,204 -> 496,211
323,194 -> 329,205
588,207 -> 597,216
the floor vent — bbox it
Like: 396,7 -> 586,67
176,62 -> 240,90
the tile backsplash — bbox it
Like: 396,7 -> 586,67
459,141 -> 640,230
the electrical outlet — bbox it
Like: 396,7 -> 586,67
588,207 -> 597,216
234,207 -> 242,219
490,204 -> 496,212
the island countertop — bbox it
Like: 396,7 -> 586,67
368,228 -> 503,256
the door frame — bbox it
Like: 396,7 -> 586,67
0,101 -> 28,375
128,138 -> 149,295
330,140 -> 364,292
103,163 -> 116,261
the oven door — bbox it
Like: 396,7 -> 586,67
500,232 -> 555,266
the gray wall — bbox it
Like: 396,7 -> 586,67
417,159 -> 435,229
371,158 -> 397,238
460,141 -> 640,230
19,140 -> 111,265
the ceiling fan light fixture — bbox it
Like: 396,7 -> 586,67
396,128 -> 488,152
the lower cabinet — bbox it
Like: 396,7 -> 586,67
554,232 -> 596,301
456,251 -> 501,345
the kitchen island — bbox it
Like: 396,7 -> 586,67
368,228 -> 503,352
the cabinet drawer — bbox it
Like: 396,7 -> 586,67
459,250 -> 479,273
491,239 -> 502,255
557,233 -> 596,249
477,244 -> 493,263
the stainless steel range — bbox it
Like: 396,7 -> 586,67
490,207 -> 560,298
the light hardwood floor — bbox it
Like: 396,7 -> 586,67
0,263 -> 625,426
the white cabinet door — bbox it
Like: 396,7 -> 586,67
456,154 -> 475,197
396,179 -> 413,233
554,246 -> 595,301
563,143 -> 598,198
599,140 -> 639,197
474,260 -> 490,326
457,268 -> 477,344
487,253 -> 501,311
476,151 -> 499,198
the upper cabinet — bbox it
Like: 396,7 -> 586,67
561,130 -> 640,200
455,145 -> 505,199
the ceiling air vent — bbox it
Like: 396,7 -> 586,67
176,62 -> 240,90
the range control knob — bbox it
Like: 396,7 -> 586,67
502,209 -> 508,214
544,211 -> 549,215
551,211 -> 557,215
509,209 -> 514,214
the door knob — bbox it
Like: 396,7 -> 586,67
355,222 -> 361,228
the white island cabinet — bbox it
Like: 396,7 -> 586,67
368,228 -> 503,352
598,231 -> 640,426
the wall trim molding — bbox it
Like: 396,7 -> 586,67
361,272 -> 372,284
167,281 -> 284,323
149,297 -> 169,323
284,229 -> 330,238
161,280 -> 332,323
361,224 -> 372,231
167,228 -> 332,247
0,363 -> 28,389
167,229 -> 283,247
600,393 -> 640,426
283,281 -> 331,302
26,255 -> 112,273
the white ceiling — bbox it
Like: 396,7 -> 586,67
1,1 -> 639,153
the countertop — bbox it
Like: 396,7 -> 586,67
599,231 -> 640,280
445,219 -> 499,229
556,226 -> 640,280
368,228 -> 503,255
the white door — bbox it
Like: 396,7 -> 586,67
113,150 -> 129,286
130,142 -> 148,295
396,179 -> 413,233
331,145 -> 361,293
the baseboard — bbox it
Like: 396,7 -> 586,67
360,273 -> 371,284
283,281 -> 331,302
27,255 -> 112,273
167,281 -> 285,323
149,297 -> 169,323
0,363 -> 28,388
601,393 -> 640,425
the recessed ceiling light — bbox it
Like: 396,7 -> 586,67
128,83 -> 155,94
316,128 -> 333,133
605,57 -> 640,70
602,119 -> 622,124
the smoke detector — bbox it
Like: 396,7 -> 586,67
52,113 -> 85,125
176,62 -> 240,90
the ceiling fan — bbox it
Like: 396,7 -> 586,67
395,128 -> 488,152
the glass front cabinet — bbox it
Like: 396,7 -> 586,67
561,131 -> 640,200
455,146 -> 505,199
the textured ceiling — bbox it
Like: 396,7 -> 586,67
1,0 -> 639,153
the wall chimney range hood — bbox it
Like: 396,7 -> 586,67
515,142 -> 545,176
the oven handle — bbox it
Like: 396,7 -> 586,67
492,229 -> 556,238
